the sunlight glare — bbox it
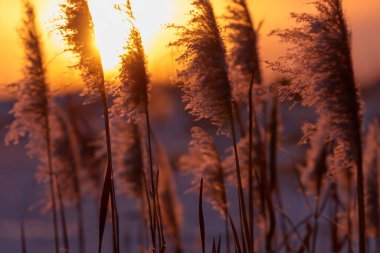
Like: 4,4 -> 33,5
88,0 -> 174,72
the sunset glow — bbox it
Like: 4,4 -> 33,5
88,0 -> 174,71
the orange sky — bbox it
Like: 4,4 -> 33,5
0,0 -> 379,97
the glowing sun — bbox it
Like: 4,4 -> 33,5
88,0 -> 174,72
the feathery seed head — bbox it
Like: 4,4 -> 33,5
6,1 -> 51,163
59,0 -> 104,97
224,0 -> 262,102
270,0 -> 363,176
169,0 -> 233,135
113,26 -> 150,123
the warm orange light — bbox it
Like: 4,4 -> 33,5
88,0 -> 174,72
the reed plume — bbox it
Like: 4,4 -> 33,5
364,120 -> 380,238
114,8 -> 158,248
224,0 -> 262,102
6,2 -> 59,252
170,0 -> 251,249
113,26 -> 149,123
169,0 -> 233,135
270,0 -> 365,250
59,0 -> 119,251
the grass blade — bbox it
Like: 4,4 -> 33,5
98,161 -> 112,253
217,234 -> 221,253
20,221 -> 27,253
229,216 -> 242,253
56,175 -> 70,253
212,239 -> 216,253
199,178 -> 205,253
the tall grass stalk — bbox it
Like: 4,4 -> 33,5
169,1 -> 251,249
6,2 -> 59,252
56,175 -> 70,253
115,13 -> 159,247
20,221 -> 27,253
59,1 -> 119,251
199,178 -> 205,253
53,107 -> 86,253
270,0 -> 366,251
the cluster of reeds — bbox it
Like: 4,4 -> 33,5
6,0 -> 379,253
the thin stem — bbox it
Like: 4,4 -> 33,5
225,214 -> 231,253
311,190 -> 322,253
20,221 -> 27,253
229,107 -> 251,252
45,113 -> 59,253
248,73 -> 255,253
145,99 -> 158,250
56,175 -> 70,253
99,89 -> 120,253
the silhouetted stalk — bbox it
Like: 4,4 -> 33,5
248,73 -> 255,253
225,216 -> 231,253
56,175 -> 69,253
142,169 -> 155,251
110,182 -> 120,253
266,195 -> 276,253
145,99 -> 158,251
155,170 -> 166,250
346,179 -> 353,252
20,222 -> 27,253
248,78 -> 275,251
99,89 -> 120,253
311,183 -> 322,253
229,108 -> 251,252
268,94 -> 288,251
229,216 -> 243,253
238,199 -> 248,253
199,178 -> 205,253
45,114 -> 60,253
334,3 -> 366,249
